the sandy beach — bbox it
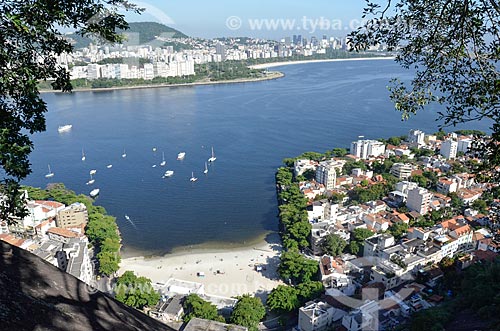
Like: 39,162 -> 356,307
249,56 -> 395,69
119,233 -> 284,299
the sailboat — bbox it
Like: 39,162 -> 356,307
160,152 -> 166,166
81,148 -> 86,161
190,171 -> 198,182
90,188 -> 100,198
45,165 -> 54,178
203,162 -> 208,174
208,146 -> 217,162
107,164 -> 113,169
86,174 -> 95,185
122,149 -> 127,158
89,169 -> 97,175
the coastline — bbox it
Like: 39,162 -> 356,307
248,56 -> 395,69
39,71 -> 284,94
40,57 -> 394,94
119,232 -> 283,298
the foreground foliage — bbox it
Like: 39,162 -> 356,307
408,258 -> 500,330
349,0 -> 500,176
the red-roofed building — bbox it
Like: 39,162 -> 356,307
0,234 -> 26,248
47,227 -> 82,244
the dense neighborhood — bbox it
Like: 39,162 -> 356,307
275,129 -> 499,331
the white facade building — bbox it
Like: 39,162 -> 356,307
316,160 -> 344,190
342,301 -> 380,331
440,140 -> 458,159
457,138 -> 473,154
350,139 -> 386,160
390,163 -> 413,179
408,129 -> 425,146
406,187 -> 433,215
299,301 -> 346,331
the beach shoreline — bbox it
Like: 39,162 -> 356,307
119,232 -> 284,298
248,56 -> 395,69
39,71 -> 284,94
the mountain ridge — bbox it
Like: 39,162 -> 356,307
67,21 -> 187,49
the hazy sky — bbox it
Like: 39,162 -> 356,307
124,1 -> 368,39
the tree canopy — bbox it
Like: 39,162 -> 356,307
0,0 -> 140,222
278,248 -> 319,284
349,0 -> 500,177
230,295 -> 266,331
114,271 -> 160,309
267,285 -> 300,313
321,233 -> 347,256
182,294 -> 224,323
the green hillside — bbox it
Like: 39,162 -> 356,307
66,22 -> 187,49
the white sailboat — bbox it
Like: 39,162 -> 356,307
160,152 -> 166,166
81,148 -> 86,161
208,146 -> 217,162
90,188 -> 100,198
203,162 -> 208,174
45,164 -> 54,178
107,164 -> 113,169
89,169 -> 97,175
163,170 -> 174,178
58,124 -> 72,133
190,171 -> 198,182
86,174 -> 95,185
122,149 -> 127,158
177,152 -> 186,160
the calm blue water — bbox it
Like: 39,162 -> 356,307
25,60 -> 491,256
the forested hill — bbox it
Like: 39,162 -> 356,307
119,22 -> 188,44
67,22 -> 187,49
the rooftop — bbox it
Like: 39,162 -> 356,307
184,318 -> 247,331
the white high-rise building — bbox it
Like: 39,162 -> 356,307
350,139 -> 386,159
457,138 -> 473,154
315,160 -> 342,190
406,187 -> 433,215
86,64 -> 101,80
114,64 -> 129,79
408,129 -> 425,146
440,140 -> 458,159
143,63 -> 155,80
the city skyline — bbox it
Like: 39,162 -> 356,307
123,1 -> 367,39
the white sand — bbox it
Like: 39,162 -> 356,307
119,236 -> 284,298
249,56 -> 395,69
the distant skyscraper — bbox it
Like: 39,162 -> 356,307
292,35 -> 298,45
215,42 -> 226,61
284,37 -> 291,46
